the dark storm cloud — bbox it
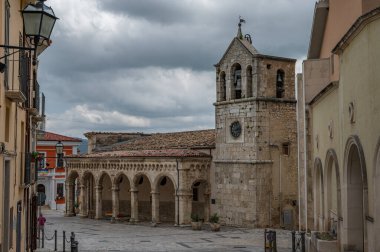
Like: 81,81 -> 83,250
38,0 -> 315,137
98,0 -> 194,24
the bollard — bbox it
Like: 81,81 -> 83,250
42,228 -> 45,248
264,229 -> 277,252
291,231 -> 306,252
292,231 -> 295,251
301,232 -> 305,252
63,230 -> 66,252
54,230 -> 57,251
71,232 -> 78,252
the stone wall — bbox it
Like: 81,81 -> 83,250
213,37 -> 297,228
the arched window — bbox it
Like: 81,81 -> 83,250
276,69 -> 285,98
246,65 -> 253,98
220,72 -> 226,101
232,63 -> 242,99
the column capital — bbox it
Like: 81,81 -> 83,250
130,188 -> 138,193
150,190 -> 159,195
112,186 -> 120,192
95,185 -> 103,190
79,185 -> 85,189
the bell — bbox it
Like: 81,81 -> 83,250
277,74 -> 283,82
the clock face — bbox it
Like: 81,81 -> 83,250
230,121 -> 241,138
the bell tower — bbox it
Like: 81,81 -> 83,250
212,20 -> 298,228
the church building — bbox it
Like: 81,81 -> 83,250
65,22 -> 298,229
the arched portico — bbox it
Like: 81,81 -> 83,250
132,173 -> 152,222
113,172 -> 131,220
313,158 -> 324,231
94,172 -> 112,219
152,174 -> 176,223
324,149 -> 341,244
191,179 -> 210,222
65,171 -> 79,217
80,171 -> 95,218
343,136 -> 368,252
65,157 -> 211,226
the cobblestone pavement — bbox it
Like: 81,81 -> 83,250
38,209 -> 294,252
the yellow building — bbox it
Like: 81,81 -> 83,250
299,1 -> 380,251
0,0 -> 57,251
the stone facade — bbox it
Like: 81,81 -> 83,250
65,27 -> 298,230
298,1 -> 380,251
212,31 -> 298,228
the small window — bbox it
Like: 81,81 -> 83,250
282,143 -> 290,155
38,152 -> 46,170
5,107 -> 10,142
276,69 -> 285,98
57,183 -> 64,198
192,187 -> 198,201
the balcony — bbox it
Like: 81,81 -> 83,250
5,90 -> 26,103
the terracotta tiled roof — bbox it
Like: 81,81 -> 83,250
84,131 -> 146,138
37,131 -> 82,142
99,129 -> 215,152
71,149 -> 210,158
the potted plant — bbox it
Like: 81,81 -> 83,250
209,213 -> 220,232
191,213 -> 202,230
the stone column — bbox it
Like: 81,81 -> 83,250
178,190 -> 192,225
64,182 -> 74,217
175,194 -> 179,226
130,188 -> 139,223
78,185 -> 87,218
204,193 -> 210,223
95,186 -> 103,220
112,186 -> 120,221
151,190 -> 160,223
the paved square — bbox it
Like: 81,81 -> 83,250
38,209 -> 294,252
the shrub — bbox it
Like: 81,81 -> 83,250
209,213 -> 219,223
191,213 -> 200,222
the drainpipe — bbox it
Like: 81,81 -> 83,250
176,159 -> 179,226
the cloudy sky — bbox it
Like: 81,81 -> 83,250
38,0 -> 316,138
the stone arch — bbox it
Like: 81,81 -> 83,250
152,173 -> 176,223
313,158 -> 324,231
246,65 -> 253,98
324,149 -> 341,242
190,179 -> 210,222
132,173 -> 152,221
374,137 -> 380,251
343,135 -> 368,252
276,69 -> 285,98
219,71 -> 226,101
113,172 -> 131,220
231,63 -> 242,99
98,172 -> 113,219
66,170 -> 80,216
80,171 -> 96,218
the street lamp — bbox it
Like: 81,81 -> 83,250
56,141 -> 64,168
55,141 -> 64,155
0,0 -> 58,64
22,0 -> 58,64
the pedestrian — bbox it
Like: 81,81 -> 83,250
37,213 -> 46,239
